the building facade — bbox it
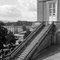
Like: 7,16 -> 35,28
4,26 -> 23,34
37,0 -> 59,24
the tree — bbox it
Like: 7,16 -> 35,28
22,25 -> 27,31
0,25 -> 8,45
5,31 -> 18,53
0,23 -> 17,45
0,21 -> 5,26
0,25 -> 8,58
0,24 -> 17,57
6,31 -> 17,44
23,29 -> 31,39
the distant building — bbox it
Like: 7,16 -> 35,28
4,26 -> 23,34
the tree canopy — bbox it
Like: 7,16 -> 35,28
0,24 -> 17,49
6,31 -> 17,44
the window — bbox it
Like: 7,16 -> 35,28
53,3 -> 55,15
49,3 -> 56,16
49,3 -> 52,16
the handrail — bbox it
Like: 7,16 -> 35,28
24,22 -> 55,60
4,22 -> 45,59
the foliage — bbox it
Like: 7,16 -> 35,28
6,31 -> 17,44
0,21 -> 5,26
0,22 -> 18,57
22,25 -> 27,31
0,24 -> 17,49
0,26 -> 8,46
23,29 -> 31,39
5,21 -> 32,26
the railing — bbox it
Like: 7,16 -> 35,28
24,22 -> 56,60
4,22 -> 45,60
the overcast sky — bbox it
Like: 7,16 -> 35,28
0,0 -> 37,22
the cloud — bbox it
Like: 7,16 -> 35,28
0,0 -> 37,22
17,0 -> 37,11
0,5 -> 21,17
16,0 -> 37,21
0,0 -> 17,5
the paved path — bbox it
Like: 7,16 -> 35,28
35,45 -> 60,60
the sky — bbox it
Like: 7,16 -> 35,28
0,0 -> 37,22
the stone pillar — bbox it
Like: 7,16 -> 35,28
37,0 -> 44,22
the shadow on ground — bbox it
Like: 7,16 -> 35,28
32,45 -> 60,60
